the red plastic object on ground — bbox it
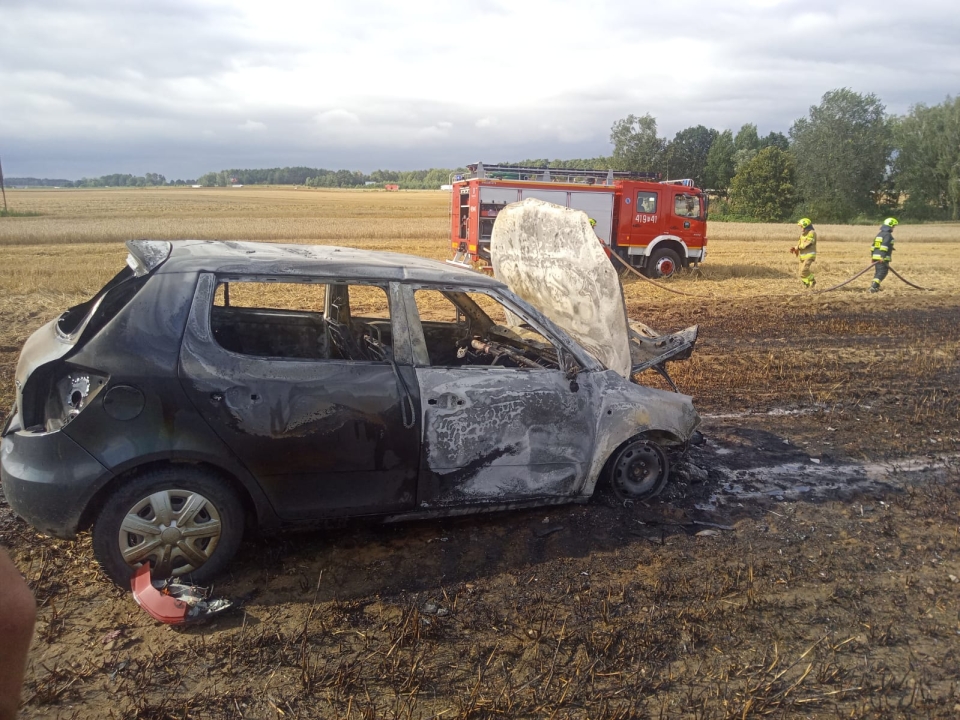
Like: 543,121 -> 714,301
130,563 -> 232,625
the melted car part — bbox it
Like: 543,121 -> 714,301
490,198 -> 633,377
130,563 -> 233,625
125,240 -> 172,277
490,199 -> 698,383
21,365 -> 108,433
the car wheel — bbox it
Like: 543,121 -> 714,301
608,438 -> 670,500
646,248 -> 683,279
92,466 -> 244,587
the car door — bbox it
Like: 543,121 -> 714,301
668,191 -> 701,235
631,189 -> 661,248
178,273 -> 420,520
402,286 -> 596,508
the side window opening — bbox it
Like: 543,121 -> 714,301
636,191 -> 658,214
211,280 -> 391,362
412,288 -> 562,370
674,194 -> 701,218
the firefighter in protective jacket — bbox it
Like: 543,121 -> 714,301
793,218 -> 817,288
870,218 -> 897,292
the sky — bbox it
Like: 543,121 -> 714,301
2,0 -> 958,180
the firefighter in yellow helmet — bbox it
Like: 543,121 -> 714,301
792,218 -> 817,288
869,218 -> 898,292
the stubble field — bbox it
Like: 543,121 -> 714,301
1,187 -> 959,719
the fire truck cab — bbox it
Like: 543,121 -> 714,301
449,163 -> 707,278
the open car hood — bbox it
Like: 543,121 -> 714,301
490,198 -> 697,381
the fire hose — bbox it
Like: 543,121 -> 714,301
609,251 -> 932,298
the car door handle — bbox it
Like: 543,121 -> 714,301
428,394 -> 465,408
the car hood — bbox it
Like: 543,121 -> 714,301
490,198 -> 633,377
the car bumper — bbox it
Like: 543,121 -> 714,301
1,413 -> 113,539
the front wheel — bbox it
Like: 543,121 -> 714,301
606,438 -> 670,501
645,248 -> 683,279
92,466 -> 244,586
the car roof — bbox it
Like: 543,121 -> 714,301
156,240 -> 505,288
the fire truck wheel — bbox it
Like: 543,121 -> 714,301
646,248 -> 683,279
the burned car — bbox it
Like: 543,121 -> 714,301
2,232 -> 699,586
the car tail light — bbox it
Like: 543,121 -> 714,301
42,369 -> 108,432
18,363 -> 108,433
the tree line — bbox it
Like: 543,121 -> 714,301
609,89 -> 960,223
6,173 -> 193,188
7,88 -> 957,222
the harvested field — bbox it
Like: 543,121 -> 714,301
2,188 -> 960,719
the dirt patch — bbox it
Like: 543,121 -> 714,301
5,419 -> 960,718
3,258 -> 960,718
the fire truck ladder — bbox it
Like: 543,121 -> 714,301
455,162 -> 660,185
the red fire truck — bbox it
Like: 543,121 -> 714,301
448,163 -> 708,278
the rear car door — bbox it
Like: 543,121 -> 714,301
402,286 -> 595,508
178,273 -> 420,520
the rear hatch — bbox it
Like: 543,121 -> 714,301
5,240 -> 171,435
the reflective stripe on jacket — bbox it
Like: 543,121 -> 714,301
797,229 -> 817,259
871,225 -> 894,262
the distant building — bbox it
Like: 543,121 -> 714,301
440,184 -> 453,191
364,181 -> 377,186
384,184 -> 399,191
192,185 -> 202,188
231,184 -> 244,188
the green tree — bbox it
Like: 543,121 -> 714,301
790,88 -> 892,222
733,123 -> 761,172
892,96 -> 960,220
729,147 -> 798,221
703,129 -> 736,193
609,114 -> 665,173
761,132 -> 789,151
662,125 -> 718,186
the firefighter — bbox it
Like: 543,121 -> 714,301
869,218 -> 898,292
792,217 -> 817,288
589,217 -> 597,228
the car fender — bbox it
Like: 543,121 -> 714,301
629,235 -> 689,258
579,370 -> 700,496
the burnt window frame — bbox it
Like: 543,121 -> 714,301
205,274 -> 406,365
402,283 -> 584,373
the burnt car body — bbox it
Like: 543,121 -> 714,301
2,240 -> 700,584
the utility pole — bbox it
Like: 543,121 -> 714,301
0,155 -> 7,213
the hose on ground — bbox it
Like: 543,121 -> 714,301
609,251 -> 933,298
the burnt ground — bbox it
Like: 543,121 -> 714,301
3,288 -> 960,719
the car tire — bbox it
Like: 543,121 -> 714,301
92,466 -> 244,587
645,248 -> 683,279
606,437 -> 670,501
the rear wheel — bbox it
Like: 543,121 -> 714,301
607,438 -> 670,501
92,466 -> 244,587
645,248 -> 683,279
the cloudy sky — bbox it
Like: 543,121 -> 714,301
2,0 -> 958,179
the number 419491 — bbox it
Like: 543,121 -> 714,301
634,214 -> 657,224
